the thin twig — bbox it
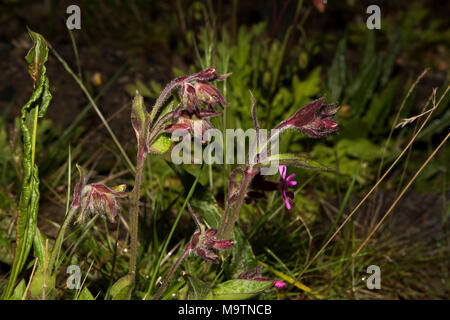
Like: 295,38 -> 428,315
48,43 -> 135,173
324,130 -> 450,295
287,84 -> 449,293
22,258 -> 39,300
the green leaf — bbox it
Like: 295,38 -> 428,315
337,139 -> 383,162
30,269 -> 55,299
0,229 -> 12,265
77,287 -> 95,300
25,28 -> 49,90
11,279 -> 26,300
227,227 -> 258,278
380,31 -> 401,87
347,55 -> 383,116
2,29 -> 52,299
135,80 -> 153,97
110,275 -> 132,300
293,67 -> 322,107
131,91 -> 150,155
33,227 -> 47,270
260,153 -> 332,171
419,107 -> 450,140
363,77 -> 398,133
327,38 -> 346,102
149,135 -> 172,154
212,279 -> 273,300
183,273 -> 213,300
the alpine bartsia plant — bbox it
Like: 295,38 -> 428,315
153,203 -> 234,300
70,165 -> 128,224
128,67 -> 339,299
218,95 -> 340,240
128,68 -> 230,295
48,164 -> 127,276
186,209 -> 235,264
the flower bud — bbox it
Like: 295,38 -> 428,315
188,227 -> 234,264
276,97 -> 339,138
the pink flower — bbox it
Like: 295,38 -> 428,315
279,165 -> 297,210
273,280 -> 286,288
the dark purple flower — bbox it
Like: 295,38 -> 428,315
179,83 -> 199,114
164,68 -> 230,139
174,68 -> 230,117
187,228 -> 234,264
165,109 -> 215,144
194,81 -> 229,110
276,97 -> 339,138
244,171 -> 281,203
279,165 -> 297,210
71,165 -> 128,224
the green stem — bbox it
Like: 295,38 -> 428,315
222,170 -> 254,239
48,206 -> 78,274
153,246 -> 190,300
128,149 -> 145,295
146,164 -> 204,298
217,201 -> 231,239
149,81 -> 180,127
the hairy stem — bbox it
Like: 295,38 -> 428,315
153,246 -> 190,300
128,149 -> 145,295
217,201 -> 232,239
48,206 -> 78,274
149,80 -> 180,127
222,169 -> 254,239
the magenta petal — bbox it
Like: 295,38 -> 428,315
286,174 -> 297,186
273,281 -> 286,288
282,191 -> 291,210
278,165 -> 287,179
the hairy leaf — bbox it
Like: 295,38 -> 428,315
110,275 -> 132,300
183,273 -> 213,300
212,279 -> 272,300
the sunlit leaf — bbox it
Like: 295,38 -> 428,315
110,275 -> 132,300
149,135 -> 172,154
212,279 -> 272,300
183,273 -> 213,300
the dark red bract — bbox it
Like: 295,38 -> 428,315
277,97 -> 339,138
